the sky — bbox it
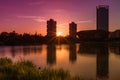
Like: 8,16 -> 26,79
0,0 -> 120,36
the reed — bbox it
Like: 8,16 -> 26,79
0,58 -> 82,80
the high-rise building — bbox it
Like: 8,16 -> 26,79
97,5 -> 109,32
69,22 -> 77,38
47,19 -> 56,37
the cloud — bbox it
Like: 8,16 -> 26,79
57,20 -> 92,28
18,16 -> 37,18
28,1 -> 44,6
48,9 -> 68,14
52,9 -> 66,12
4,19 -> 12,22
33,18 -> 46,22
58,20 -> 92,26
77,20 -> 92,23
17,16 -> 46,22
57,23 -> 67,27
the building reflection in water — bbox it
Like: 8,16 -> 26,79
110,45 -> 120,55
69,44 -> 77,63
78,43 -> 98,54
78,43 -> 109,80
96,44 -> 109,80
47,44 -> 56,65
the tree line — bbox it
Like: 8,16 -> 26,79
0,31 -> 78,45
0,31 -> 45,45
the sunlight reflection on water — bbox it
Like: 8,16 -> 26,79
0,43 -> 120,80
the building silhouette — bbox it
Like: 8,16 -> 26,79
97,5 -> 109,32
47,19 -> 57,37
77,30 -> 108,41
69,22 -> 77,38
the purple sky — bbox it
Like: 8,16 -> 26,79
0,0 -> 120,36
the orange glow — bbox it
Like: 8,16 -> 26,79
57,32 -> 62,36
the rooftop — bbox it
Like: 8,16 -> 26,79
97,5 -> 109,9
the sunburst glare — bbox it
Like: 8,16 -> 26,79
57,32 -> 62,36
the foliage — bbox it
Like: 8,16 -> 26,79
0,31 -> 44,45
0,31 -> 78,45
0,58 -> 82,80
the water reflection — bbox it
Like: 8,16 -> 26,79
78,43 -> 107,54
10,46 -> 16,57
23,46 -> 42,54
78,43 -> 109,80
47,44 -> 56,65
9,46 -> 43,57
96,44 -> 109,80
69,44 -> 77,63
110,45 -> 120,55
1,44 -> 120,80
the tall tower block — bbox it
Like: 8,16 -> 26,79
47,19 -> 56,37
97,5 -> 109,32
69,22 -> 77,38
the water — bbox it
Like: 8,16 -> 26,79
0,43 -> 120,80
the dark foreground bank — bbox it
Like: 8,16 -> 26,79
0,58 -> 83,80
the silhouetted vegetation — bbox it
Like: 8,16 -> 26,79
1,30 -> 120,46
0,31 -> 45,45
0,31 -> 78,45
0,58 -> 83,80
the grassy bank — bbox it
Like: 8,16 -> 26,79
0,58 -> 82,80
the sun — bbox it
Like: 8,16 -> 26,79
57,32 -> 62,36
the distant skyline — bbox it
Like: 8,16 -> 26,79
0,0 -> 120,36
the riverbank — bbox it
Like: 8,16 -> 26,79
0,58 -> 82,80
